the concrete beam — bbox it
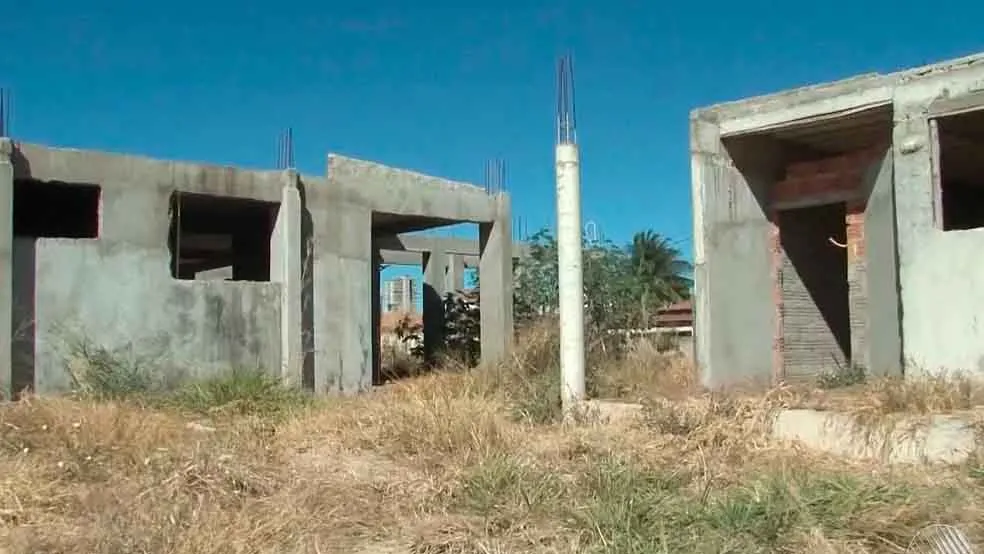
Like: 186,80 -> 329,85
377,233 -> 530,258
327,154 -> 499,223
718,88 -> 893,137
11,142 -> 282,203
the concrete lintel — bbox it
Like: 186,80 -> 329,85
927,89 -> 984,118
718,87 -> 893,137
327,154 -> 500,223
11,142 -> 283,203
376,233 -> 529,258
378,249 -> 480,269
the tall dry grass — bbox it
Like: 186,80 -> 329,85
2,324 -> 984,553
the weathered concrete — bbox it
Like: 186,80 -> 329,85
422,250 -> 448,361
0,139 -> 13,398
588,400 -> 978,465
692,52 -> 984,383
771,409 -> 977,465
2,141 -> 514,395
479,194 -> 514,364
271,169 -> 303,387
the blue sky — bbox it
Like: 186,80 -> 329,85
2,1 -> 982,293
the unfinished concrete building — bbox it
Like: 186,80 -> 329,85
691,52 -> 984,386
0,138 -> 514,397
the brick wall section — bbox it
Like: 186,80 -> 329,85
777,205 -> 851,381
846,200 -> 868,372
769,146 -> 883,381
769,211 -> 783,383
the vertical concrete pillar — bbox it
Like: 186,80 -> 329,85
311,202 -> 373,393
371,246 -> 382,384
479,195 -> 514,364
692,126 -> 779,388
846,200 -> 868,371
863,147 -> 902,377
0,139 -> 12,399
270,169 -> 303,387
445,254 -> 465,292
423,250 -> 448,362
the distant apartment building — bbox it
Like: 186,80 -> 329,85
382,275 -> 417,313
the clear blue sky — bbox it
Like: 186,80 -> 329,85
2,1 -> 982,291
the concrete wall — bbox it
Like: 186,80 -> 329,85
0,141 -> 513,398
16,239 -> 281,393
892,65 -> 984,375
4,143 -> 288,395
690,127 -> 777,388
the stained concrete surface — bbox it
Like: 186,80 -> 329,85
0,140 -> 514,397
692,52 -> 984,384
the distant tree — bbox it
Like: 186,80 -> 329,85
627,230 -> 693,326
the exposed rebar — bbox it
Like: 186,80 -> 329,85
483,158 -> 507,195
0,88 -> 10,138
556,53 -> 577,145
277,127 -> 295,170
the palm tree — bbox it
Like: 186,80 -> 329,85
627,230 -> 693,325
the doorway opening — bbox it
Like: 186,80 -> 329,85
777,202 -> 851,381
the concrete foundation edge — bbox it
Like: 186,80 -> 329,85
589,401 -> 978,465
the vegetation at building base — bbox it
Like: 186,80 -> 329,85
3,324 -> 984,553
6,230 -> 984,552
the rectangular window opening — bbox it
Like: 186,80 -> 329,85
13,179 -> 101,238
168,192 -> 279,282
935,108 -> 984,231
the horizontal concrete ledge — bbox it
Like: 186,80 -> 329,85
378,234 -> 530,257
587,401 -> 978,465
771,409 -> 977,466
380,249 -> 480,268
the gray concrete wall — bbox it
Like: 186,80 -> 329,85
691,122 -> 778,388
19,239 -> 281,393
892,65 -> 984,376
862,148 -> 902,376
8,143 -> 287,394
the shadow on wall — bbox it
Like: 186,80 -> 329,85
298,179 -> 315,390
11,178 -> 101,398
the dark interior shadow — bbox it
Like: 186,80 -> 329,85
371,242 -> 382,386
11,237 -> 35,398
297,179 -> 316,391
778,203 -> 852,360
421,253 -> 445,368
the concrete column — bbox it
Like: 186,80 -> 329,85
0,139 -> 12,399
371,246 -> 382,384
270,169 -> 303,387
446,254 -> 465,292
423,250 -> 448,362
479,195 -> 514,364
311,202 -> 373,393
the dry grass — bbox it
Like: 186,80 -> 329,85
2,325 -> 984,553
